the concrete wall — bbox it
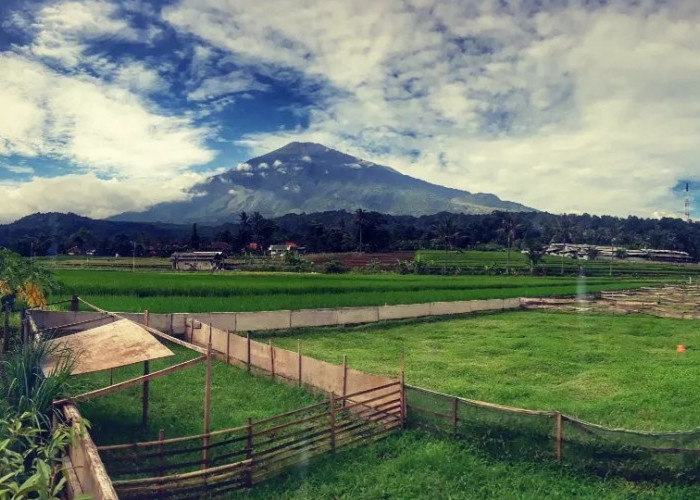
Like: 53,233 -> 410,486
30,297 -> 522,339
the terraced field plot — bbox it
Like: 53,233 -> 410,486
417,249 -> 700,277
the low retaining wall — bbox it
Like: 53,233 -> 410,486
62,404 -> 118,499
30,297 -> 521,337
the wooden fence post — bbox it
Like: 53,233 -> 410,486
70,294 -> 79,312
245,418 -> 253,488
142,310 -> 150,428
329,392 -> 336,452
555,412 -> 562,462
342,355 -> 348,407
142,361 -> 149,427
269,340 -> 275,380
400,350 -> 406,429
451,397 -> 458,437
246,332 -> 251,372
157,428 -> 164,477
202,333 -> 213,470
297,339 -> 302,387
225,330 -> 230,366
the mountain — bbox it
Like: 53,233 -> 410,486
110,142 -> 535,223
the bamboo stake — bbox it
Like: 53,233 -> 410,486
142,310 -> 150,428
157,429 -> 164,477
555,412 -> 563,461
225,330 -> 231,366
297,339 -> 302,387
400,350 -> 406,429
269,340 -> 275,380
142,361 -> 150,428
245,418 -> 253,488
451,397 -> 458,437
246,332 -> 251,372
202,331 -> 213,470
342,354 -> 348,407
109,368 -> 113,386
329,392 -> 336,452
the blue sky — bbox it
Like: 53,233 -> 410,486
0,0 -> 699,222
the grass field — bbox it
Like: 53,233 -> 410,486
52,269 -> 670,313
69,309 -> 700,497
241,430 -> 700,499
263,310 -> 700,431
417,249 -> 700,277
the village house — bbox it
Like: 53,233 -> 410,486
267,242 -> 305,257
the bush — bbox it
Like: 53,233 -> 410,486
323,261 -> 349,274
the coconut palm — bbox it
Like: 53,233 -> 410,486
432,216 -> 460,274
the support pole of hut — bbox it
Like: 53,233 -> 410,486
202,329 -> 213,469
142,309 -> 150,428
70,294 -> 79,312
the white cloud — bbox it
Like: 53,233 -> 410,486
165,0 -> 700,217
272,159 -> 283,167
235,162 -> 252,171
0,53 -> 214,177
3,165 -> 35,175
188,70 -> 268,100
0,170 -> 217,223
26,0 -> 140,68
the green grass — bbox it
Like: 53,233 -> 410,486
74,342 -> 322,445
241,430 -> 700,499
51,269 -> 670,313
417,249 -> 699,277
263,310 -> 700,431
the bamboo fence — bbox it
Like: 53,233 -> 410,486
99,382 -> 403,498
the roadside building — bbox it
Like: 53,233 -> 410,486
170,251 -> 226,271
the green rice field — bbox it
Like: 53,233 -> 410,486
52,269 -> 670,313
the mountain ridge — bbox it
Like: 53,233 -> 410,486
109,142 -> 535,224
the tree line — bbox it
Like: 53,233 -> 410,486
2,210 -> 700,259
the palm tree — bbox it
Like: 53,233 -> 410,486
432,216 -> 460,274
499,218 -> 517,275
555,216 -> 574,275
354,209 -> 368,252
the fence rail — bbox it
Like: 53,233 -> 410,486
405,384 -> 700,481
100,382 -> 402,498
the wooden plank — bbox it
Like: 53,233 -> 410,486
342,355 -> 347,406
54,355 -> 206,406
112,459 -> 252,488
297,339 -> 302,387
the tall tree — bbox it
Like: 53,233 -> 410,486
189,223 -> 200,250
498,217 -> 518,275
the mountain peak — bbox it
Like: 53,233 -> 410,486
109,142 -> 535,223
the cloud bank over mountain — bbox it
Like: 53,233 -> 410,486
1,0 -> 699,222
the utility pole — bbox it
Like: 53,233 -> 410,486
132,241 -> 136,273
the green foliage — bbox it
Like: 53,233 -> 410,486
0,411 -> 76,500
0,249 -> 58,310
2,342 -> 75,429
321,261 -> 349,274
